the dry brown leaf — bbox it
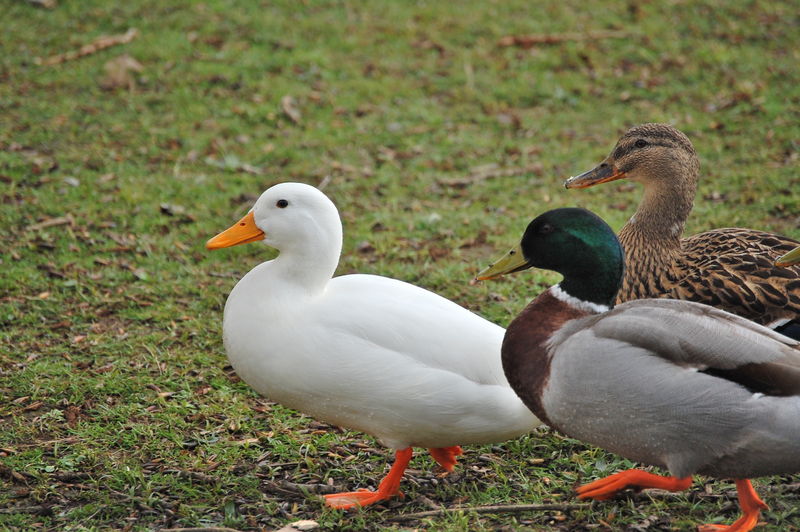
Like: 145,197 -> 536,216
231,437 -> 260,445
64,405 -> 81,428
275,520 -> 320,532
26,0 -> 57,8
99,54 -> 143,91
281,95 -> 302,124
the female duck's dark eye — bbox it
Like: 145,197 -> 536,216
634,139 -> 648,149
276,199 -> 289,208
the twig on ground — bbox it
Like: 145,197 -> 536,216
0,504 -> 54,516
51,471 -> 90,482
388,502 -> 589,522
37,28 -> 139,66
498,31 -> 629,48
14,436 -> 80,448
438,164 -> 544,188
162,469 -> 219,484
317,175 -> 332,190
159,528 -> 243,532
208,271 -> 243,279
25,0 -> 57,8
271,479 -> 340,495
27,215 -> 74,231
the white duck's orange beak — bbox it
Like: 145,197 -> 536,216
206,211 -> 265,250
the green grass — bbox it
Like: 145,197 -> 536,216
2,0 -> 799,530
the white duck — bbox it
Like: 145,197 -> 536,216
206,182 -> 539,509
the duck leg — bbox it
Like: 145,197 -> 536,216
324,447 -> 413,509
697,479 -> 767,532
576,469 -> 692,500
428,445 -> 463,472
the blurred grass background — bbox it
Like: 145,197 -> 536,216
1,0 -> 798,530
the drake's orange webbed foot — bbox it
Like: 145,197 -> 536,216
324,447 -> 412,510
697,479 -> 767,532
576,469 -> 692,501
428,445 -> 463,472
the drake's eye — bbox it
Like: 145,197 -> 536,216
540,223 -> 554,234
276,199 -> 289,208
634,139 -> 648,149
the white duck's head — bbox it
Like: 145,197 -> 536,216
207,183 -> 343,286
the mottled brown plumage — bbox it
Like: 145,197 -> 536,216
565,123 -> 800,334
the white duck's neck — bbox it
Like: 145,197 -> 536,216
266,215 -> 343,295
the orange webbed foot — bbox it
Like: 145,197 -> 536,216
324,488 -> 402,510
323,447 -> 413,510
428,445 -> 463,472
576,469 -> 692,501
697,479 -> 767,532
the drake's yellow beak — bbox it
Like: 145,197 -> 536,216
475,244 -> 530,281
775,246 -> 800,268
206,211 -> 265,250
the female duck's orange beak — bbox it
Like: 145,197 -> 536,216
206,211 -> 265,250
564,163 -> 626,189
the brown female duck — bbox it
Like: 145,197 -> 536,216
564,124 -> 800,339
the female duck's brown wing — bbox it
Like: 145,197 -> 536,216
667,228 -> 800,332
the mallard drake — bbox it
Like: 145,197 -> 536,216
476,207 -> 800,531
564,123 -> 800,339
777,246 -> 800,267
206,182 -> 539,509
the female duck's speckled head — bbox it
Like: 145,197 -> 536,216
565,123 -> 699,190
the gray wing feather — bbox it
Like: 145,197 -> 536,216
578,298 -> 799,368
543,299 -> 800,478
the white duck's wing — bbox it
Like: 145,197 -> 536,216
321,274 -> 510,385
249,273 -> 538,449
542,299 -> 800,479
296,331 -> 537,449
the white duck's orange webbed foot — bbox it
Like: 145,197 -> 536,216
697,479 -> 767,532
324,447 -> 413,510
428,445 -> 463,472
324,488 -> 402,510
576,469 -> 692,501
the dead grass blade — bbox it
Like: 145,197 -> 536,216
37,28 -> 139,66
438,164 -> 544,188
498,31 -> 629,48
26,215 -> 74,231
389,502 -> 590,522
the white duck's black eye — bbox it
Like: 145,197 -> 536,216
634,139 -> 648,149
276,199 -> 289,208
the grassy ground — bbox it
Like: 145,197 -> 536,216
2,0 -> 799,530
